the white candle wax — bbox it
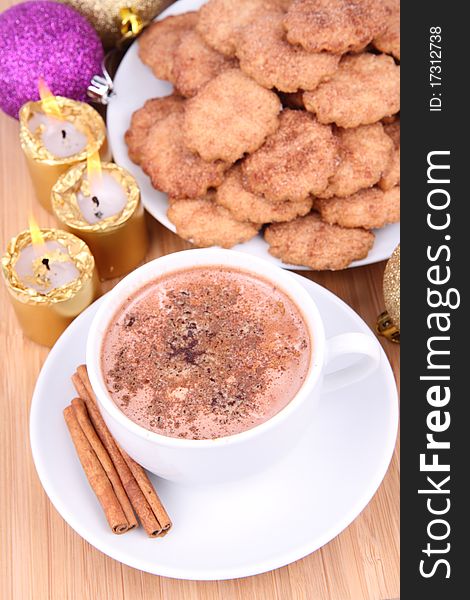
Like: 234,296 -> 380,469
76,172 -> 128,225
14,240 -> 80,293
28,112 -> 88,158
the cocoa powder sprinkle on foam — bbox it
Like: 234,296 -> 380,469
102,267 -> 311,440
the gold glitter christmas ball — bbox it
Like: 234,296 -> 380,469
383,244 -> 400,331
60,1 -> 174,48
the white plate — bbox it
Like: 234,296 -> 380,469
106,0 -> 400,271
30,274 -> 398,580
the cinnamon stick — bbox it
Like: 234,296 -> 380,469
76,366 -> 172,534
63,405 -> 129,534
71,398 -> 137,531
72,372 -> 162,537
120,449 -> 172,534
73,367 -> 171,537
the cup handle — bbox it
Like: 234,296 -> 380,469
322,333 -> 381,394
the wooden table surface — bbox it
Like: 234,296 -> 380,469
0,7 -> 399,598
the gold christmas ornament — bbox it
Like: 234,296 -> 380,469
377,244 -> 400,343
59,1 -> 175,48
384,245 -> 400,329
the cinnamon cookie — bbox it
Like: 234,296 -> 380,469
264,212 -> 375,270
314,186 -> 400,229
167,193 -> 260,247
173,30 -> 237,97
125,95 -> 185,164
183,69 -> 281,163
216,164 -> 313,223
140,112 -> 228,199
197,0 -> 287,56
303,53 -> 400,128
318,123 -> 394,198
373,0 -> 400,60
283,0 -> 388,53
138,13 -> 198,82
235,12 -> 339,92
242,110 -> 339,201
379,119 -> 400,191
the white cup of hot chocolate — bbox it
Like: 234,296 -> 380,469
87,249 -> 381,484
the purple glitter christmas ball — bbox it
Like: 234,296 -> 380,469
0,1 -> 104,118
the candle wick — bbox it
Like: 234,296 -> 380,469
61,129 -> 66,139
42,258 -> 51,271
92,196 -> 100,206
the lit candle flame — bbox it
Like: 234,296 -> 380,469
38,77 -> 63,119
28,215 -> 46,255
87,150 -> 102,190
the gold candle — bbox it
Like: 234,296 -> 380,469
1,227 -> 101,347
19,94 -> 110,213
51,160 -> 149,280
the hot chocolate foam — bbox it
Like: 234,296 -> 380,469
101,266 -> 311,439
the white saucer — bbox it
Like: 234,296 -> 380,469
106,0 -> 400,271
30,274 -> 398,580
